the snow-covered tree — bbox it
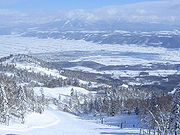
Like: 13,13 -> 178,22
171,88 -> 180,135
0,83 -> 10,125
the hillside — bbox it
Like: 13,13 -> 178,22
23,30 -> 180,48
0,54 -> 143,134
0,54 -> 179,135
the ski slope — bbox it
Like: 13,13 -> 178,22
0,106 -> 140,135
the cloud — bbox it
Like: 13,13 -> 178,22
92,0 -> 180,23
0,0 -> 180,26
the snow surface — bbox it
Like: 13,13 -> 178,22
102,114 -> 141,129
0,105 -> 141,135
0,110 -> 60,132
0,35 -> 159,135
66,66 -> 180,78
78,80 -> 109,88
2,58 -> 67,79
14,62 -> 66,79
34,86 -> 92,100
70,54 -> 180,66
168,88 -> 177,95
0,35 -> 180,66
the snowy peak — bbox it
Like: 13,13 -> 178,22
1,0 -> 180,26
0,54 -> 68,88
2,54 -> 57,69
1,54 -> 63,77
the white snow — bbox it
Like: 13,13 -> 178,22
0,110 -> 60,132
66,66 -> 180,78
65,66 -> 102,74
168,88 -> 177,95
0,106 -> 141,135
3,60 -> 67,79
78,79 -> 110,88
34,86 -> 91,99
121,84 -> 129,88
0,35 -> 180,66
71,54 -> 180,66
148,70 -> 179,76
103,114 -> 141,129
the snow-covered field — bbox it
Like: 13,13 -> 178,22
0,105 -> 141,135
66,66 -> 180,78
0,35 -> 180,66
1,34 -> 179,85
70,53 -> 180,66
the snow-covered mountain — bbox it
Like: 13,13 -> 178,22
1,0 -> 180,49
1,0 -> 180,27
0,0 -> 180,134
0,54 -> 179,135
0,35 -> 179,91
0,54 -> 143,134
1,0 -> 180,40
22,29 -> 180,48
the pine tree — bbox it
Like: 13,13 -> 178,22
0,83 -> 10,125
171,88 -> 180,135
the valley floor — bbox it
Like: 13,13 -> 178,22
0,105 -> 140,135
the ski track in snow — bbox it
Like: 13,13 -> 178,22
0,106 -> 140,135
0,115 -> 60,132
